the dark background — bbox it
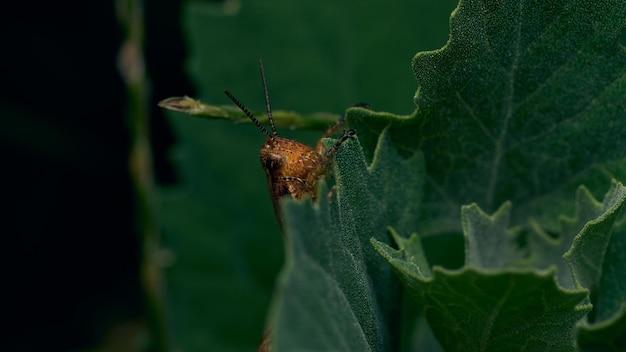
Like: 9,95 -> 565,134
1,1 -> 187,350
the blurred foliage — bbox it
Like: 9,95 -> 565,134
159,0 -> 457,351
1,1 -> 147,350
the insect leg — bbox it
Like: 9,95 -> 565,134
324,129 -> 356,159
279,176 -> 306,183
316,102 -> 370,154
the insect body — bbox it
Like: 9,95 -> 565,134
260,137 -> 325,200
225,61 -> 356,352
224,61 -> 355,208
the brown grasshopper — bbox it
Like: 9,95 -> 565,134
224,60 -> 355,224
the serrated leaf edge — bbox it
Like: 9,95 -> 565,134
563,179 -> 626,289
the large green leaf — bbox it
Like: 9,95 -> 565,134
373,234 -> 591,352
347,0 -> 626,234
270,128 -> 424,351
161,1 -> 457,351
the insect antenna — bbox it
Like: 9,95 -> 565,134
258,59 -> 278,137
224,90 -> 273,138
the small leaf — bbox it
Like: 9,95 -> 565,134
270,128 -> 425,351
374,232 -> 591,352
560,187 -> 606,240
461,201 -> 524,269
574,214 -> 626,349
388,227 -> 431,278
159,96 -> 339,130
372,232 -> 431,303
529,186 -> 605,288
564,180 -> 626,291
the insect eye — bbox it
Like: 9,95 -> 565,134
264,154 -> 282,170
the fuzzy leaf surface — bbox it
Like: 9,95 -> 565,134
374,234 -> 591,352
348,0 -> 626,234
529,186 -> 606,288
562,186 -> 626,350
564,181 -> 626,291
594,221 -> 626,323
461,201 -> 524,269
271,129 -> 425,351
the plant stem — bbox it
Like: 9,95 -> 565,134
116,0 -> 167,351
159,96 -> 340,130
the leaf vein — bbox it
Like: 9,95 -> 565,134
485,0 -> 523,208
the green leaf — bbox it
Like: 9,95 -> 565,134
404,315 -> 444,352
388,227 -> 432,278
424,268 -> 589,352
528,186 -> 605,288
158,96 -> 339,130
461,201 -> 525,269
270,128 -> 425,351
594,220 -> 626,323
578,305 -> 626,352
566,193 -> 626,350
527,181 -> 626,292
374,234 -> 591,352
564,181 -> 626,292
348,0 -> 626,234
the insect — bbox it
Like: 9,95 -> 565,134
224,60 -> 356,223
